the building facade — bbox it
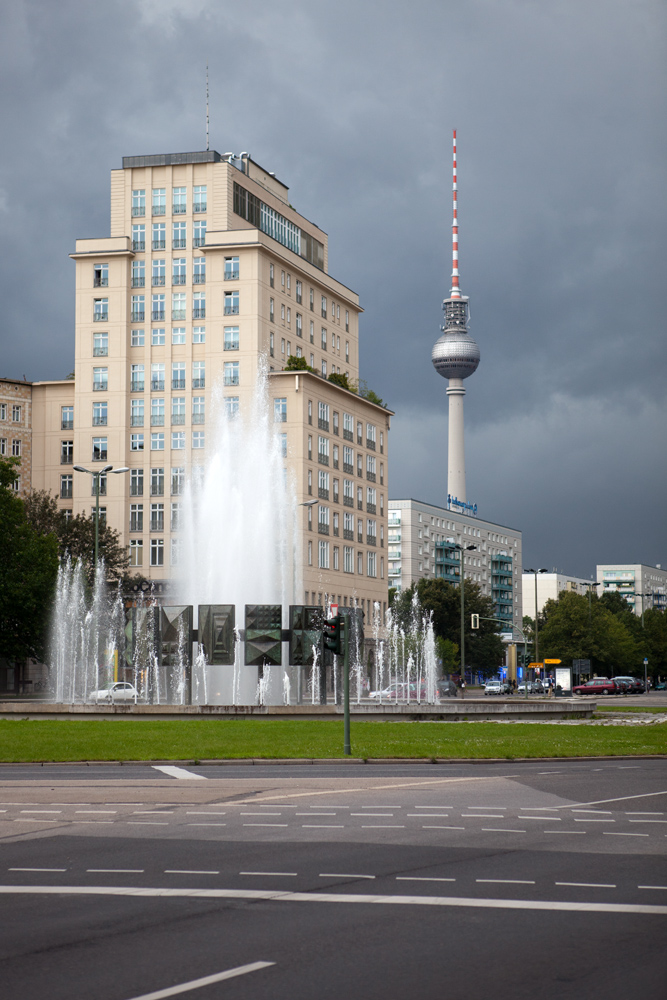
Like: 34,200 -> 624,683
521,572 -> 598,618
0,379 -> 33,496
388,498 -> 523,631
596,564 -> 667,615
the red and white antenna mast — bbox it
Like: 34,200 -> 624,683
450,129 -> 461,299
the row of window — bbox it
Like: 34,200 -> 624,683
309,403 -> 380,448
131,221 -> 207,252
95,256 -> 239,291
234,181 -> 324,269
0,438 -> 22,457
308,540 -> 383,579
93,291 -> 211,324
130,431 -> 205,452
93,361 -> 210,392
308,437 -> 383,482
131,186 -> 207,217
0,404 -> 23,423
268,265 -> 349,330
310,505 -> 383,545
130,326 -> 207,346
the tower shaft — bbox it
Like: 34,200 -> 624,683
446,379 -> 466,501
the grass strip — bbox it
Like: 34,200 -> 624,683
0,718 -> 665,762
595,705 -> 667,714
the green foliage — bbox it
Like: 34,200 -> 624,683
436,636 -> 459,671
355,379 -> 387,408
540,590 -> 638,673
23,489 -> 128,585
641,608 -> 667,677
327,371 -> 355,392
0,458 -> 59,662
284,355 -> 317,374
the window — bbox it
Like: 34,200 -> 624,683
151,397 -> 164,426
367,551 -> 377,578
308,540 -> 312,565
129,469 -> 144,496
358,552 -> 363,575
152,259 -> 166,286
171,430 -> 185,450
132,224 -> 145,252
193,360 -> 205,389
91,331 -> 108,358
0,437 -> 6,455
224,326 -> 239,350
172,327 -> 186,345
129,539 -> 143,567
269,332 -> 275,356
61,405 -> 74,430
321,359 -> 327,377
93,263 -> 108,288
296,280 -> 302,304
296,345 -> 302,358
321,295 -> 327,318
331,299 -> 335,319
193,326 -> 205,344
131,295 -> 145,322
318,402 -> 329,430
150,538 -> 164,567
152,293 -> 165,321
172,186 -> 186,214
274,398 -> 287,422
172,258 -> 186,284
345,341 -> 349,363
367,487 -> 377,512
343,412 -> 353,440
171,467 -> 185,495
366,423 -> 376,449
333,477 -> 339,502
224,256 -> 239,280
343,478 -> 353,507
130,433 -> 144,451
193,430 -> 205,449
150,502 -> 164,532
93,367 -> 108,391
11,438 -> 21,457
318,436 -> 329,465
344,510 -> 354,538
131,363 -> 144,391
343,445 -> 353,473
309,321 -> 314,345
171,362 -> 186,391
171,397 -> 185,425
93,298 -> 108,322
193,291 -> 205,319
279,433 -> 287,458
281,303 -> 285,323
367,519 -> 377,545
132,189 -> 145,217
152,222 -> 166,250
225,396 -> 239,418
150,468 -> 164,496
151,432 -> 165,451
92,437 -> 107,461
151,328 -> 165,346
307,400 -> 313,425
287,307 -> 291,325
366,455 -> 376,481
224,361 -> 239,386
193,219 -> 206,247
294,312 -> 303,339
191,396 -> 205,425
151,363 -> 165,391
152,188 -> 166,215
333,546 -> 339,570
130,504 -> 143,532
345,310 -> 349,332
60,474 -> 73,499
357,454 -> 363,477
193,185 -> 207,213
92,401 -> 107,426
224,290 -> 239,315
281,338 -> 285,355
193,257 -> 206,284
344,546 -> 354,573
321,327 -> 327,350
269,263 -> 275,288
172,292 -> 186,320
319,539 -> 330,569
170,502 -> 181,531
173,221 -> 186,249
380,463 -> 384,485
307,434 -> 313,460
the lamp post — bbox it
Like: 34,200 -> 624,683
524,568 -> 548,696
293,498 -> 319,702
73,465 -> 129,570
453,542 -> 477,692
585,581 -> 600,623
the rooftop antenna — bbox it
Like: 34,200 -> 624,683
450,129 -> 460,299
206,62 -> 210,151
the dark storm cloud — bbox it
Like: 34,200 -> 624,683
0,0 -> 665,575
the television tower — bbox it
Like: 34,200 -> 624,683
431,130 -> 480,505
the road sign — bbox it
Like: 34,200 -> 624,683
643,657 -> 649,665
544,658 -> 561,664
330,603 -> 338,617
528,662 -> 542,668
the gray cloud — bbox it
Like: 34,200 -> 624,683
0,0 -> 664,573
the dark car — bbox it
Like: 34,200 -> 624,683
573,678 -> 619,696
613,676 -> 645,694
437,679 -> 458,698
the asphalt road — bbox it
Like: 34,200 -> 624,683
1,759 -> 666,999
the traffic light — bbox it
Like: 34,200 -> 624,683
323,615 -> 343,655
471,614 -> 479,629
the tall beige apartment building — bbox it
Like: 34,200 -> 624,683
59,150 -> 391,615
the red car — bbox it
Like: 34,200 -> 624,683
573,678 -> 619,696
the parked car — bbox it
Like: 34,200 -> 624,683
438,679 -> 458,698
90,681 -> 140,704
612,676 -> 645,694
517,681 -> 544,694
484,679 -> 509,695
572,677 -> 619,696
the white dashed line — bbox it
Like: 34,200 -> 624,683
556,882 -> 616,888
319,873 -> 376,879
75,810 -> 117,814
301,825 -> 345,829
422,825 -> 465,830
240,872 -> 297,877
9,868 -> 66,872
482,829 -> 526,834
164,870 -> 220,875
128,822 -> 170,826
396,877 -> 456,883
362,825 -> 406,829
243,824 -> 288,828
186,812 -> 227,816
638,885 -> 667,890
477,879 -> 535,885
186,823 -> 227,828
87,869 -> 144,873
545,830 -> 586,835
604,832 -> 649,837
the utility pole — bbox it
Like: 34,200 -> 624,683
525,568 -> 548,698
454,543 -> 476,693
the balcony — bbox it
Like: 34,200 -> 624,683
318,523 -> 329,535
150,484 -> 164,497
131,277 -> 145,287
61,420 -> 74,431
343,462 -> 353,475
192,378 -> 205,389
357,532 -> 363,544
152,205 -> 166,216
366,535 -> 376,546
318,487 -> 329,500
318,453 -> 329,467
172,310 -> 186,321
172,378 -> 186,390
343,528 -> 354,541
152,240 -> 166,251
92,416 -> 107,426
130,415 -> 144,427
193,201 -> 207,213
152,310 -> 165,321
131,381 -> 145,393
93,312 -> 108,323
357,499 -> 363,510
151,379 -> 165,391
343,428 -> 353,442
333,526 -> 339,537
192,413 -> 205,424
60,454 -> 73,465
367,502 -> 376,514
93,347 -> 108,357
131,311 -> 145,322
366,471 -> 376,482
318,418 -> 329,432
343,496 -> 353,508
152,275 -> 165,286
132,241 -> 145,252
193,307 -> 206,319
171,413 -> 185,425
173,239 -> 186,250
130,483 -> 143,497
132,207 -> 145,217
151,415 -> 164,426
193,237 -> 205,247
93,382 -> 108,392
150,519 -> 164,532
93,277 -> 108,288
172,274 -> 186,285
224,269 -> 239,281
193,273 -> 206,284
366,439 -> 376,451
223,305 -> 239,315
172,204 -> 186,214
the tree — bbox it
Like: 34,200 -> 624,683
285,355 -> 317,374
640,608 -> 667,679
0,458 -> 58,662
539,590 -> 638,674
23,489 -> 128,584
327,371 -> 355,392
355,379 -> 387,409
416,577 -> 505,675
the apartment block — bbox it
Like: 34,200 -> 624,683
0,379 -> 32,496
521,572 -> 597,618
596,564 -> 667,615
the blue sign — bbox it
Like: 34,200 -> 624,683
447,494 -> 478,516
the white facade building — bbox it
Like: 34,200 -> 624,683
522,572 -> 597,619
596,564 -> 667,615
388,498 -> 523,631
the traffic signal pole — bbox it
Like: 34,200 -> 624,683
343,616 -> 351,755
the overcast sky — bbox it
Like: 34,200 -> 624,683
1,0 -> 665,578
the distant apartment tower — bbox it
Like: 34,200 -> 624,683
387,498 -> 523,631
522,572 -> 598,619
597,564 -> 667,615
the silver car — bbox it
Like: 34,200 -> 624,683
90,682 -> 139,704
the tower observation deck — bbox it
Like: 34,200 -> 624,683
431,130 -> 480,506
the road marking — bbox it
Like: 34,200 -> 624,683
462,814 -> 506,819
520,816 -> 561,821
320,873 -> 376,879
574,819 -> 614,823
422,825 -> 465,830
20,810 -> 61,814
396,877 -> 456,882
121,960 -> 275,1000
241,812 -> 283,816
544,830 -> 586,835
186,812 -> 227,816
627,812 -> 664,815
128,822 -> 170,826
227,775 -> 523,806
352,813 -> 395,817
538,771 -> 562,774
482,829 -> 526,834
243,823 -> 288,828
240,872 -> 297,877
3,885 -> 665,916
164,871 -> 220,875
295,812 -> 337,816
562,789 -> 667,809
186,823 -> 227,827
301,825 -> 345,829
360,806 -> 402,809
467,806 -> 507,810
477,879 -> 535,885
407,814 -> 453,817
556,882 -> 616,889
603,832 -> 649,837
572,809 -> 612,814
134,811 -> 174,816
629,819 -> 667,824
362,825 -> 405,829
13,819 -> 57,823
75,810 -> 117,814
88,869 -> 145,873
152,766 -> 206,780
638,885 -> 667,890
9,868 -> 66,872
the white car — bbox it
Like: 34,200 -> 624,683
484,679 -> 508,695
90,682 -> 139,704
517,681 -> 544,694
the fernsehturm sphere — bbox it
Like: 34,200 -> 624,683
431,130 -> 480,503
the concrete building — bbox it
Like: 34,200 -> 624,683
597,564 -> 667,615
12,149 -> 391,615
0,379 -> 33,497
388,498 -> 523,631
522,572 -> 597,619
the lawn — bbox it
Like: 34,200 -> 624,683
0,718 -> 665,762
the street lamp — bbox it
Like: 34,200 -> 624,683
452,542 -> 477,691
524,568 -> 548,695
74,465 -> 129,569
585,581 -> 600,623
